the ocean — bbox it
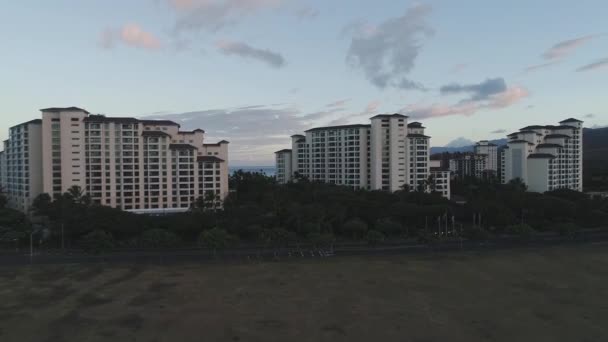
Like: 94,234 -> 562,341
229,166 -> 276,177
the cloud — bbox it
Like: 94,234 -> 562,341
542,35 -> 599,60
167,0 -> 283,34
524,34 -> 602,73
326,99 -> 350,108
523,61 -> 559,73
295,6 -> 319,19
491,129 -> 507,134
141,104 -> 343,163
449,63 -> 468,73
404,86 -> 529,120
576,57 -> 608,72
440,78 -> 507,101
99,24 -> 162,50
216,40 -> 285,68
345,4 -> 434,90
363,100 -> 381,115
584,114 -> 595,119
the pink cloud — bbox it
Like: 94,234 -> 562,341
363,100 -> 381,115
404,86 -> 529,119
542,35 -> 599,60
99,24 -> 162,50
523,61 -> 559,73
326,99 -> 351,108
449,63 -> 468,73
121,24 -> 162,49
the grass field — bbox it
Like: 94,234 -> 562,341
1,246 -> 607,342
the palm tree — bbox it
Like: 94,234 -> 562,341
66,186 -> 85,204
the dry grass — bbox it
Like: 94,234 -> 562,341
1,246 -> 607,342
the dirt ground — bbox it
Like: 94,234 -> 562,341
1,245 -> 607,342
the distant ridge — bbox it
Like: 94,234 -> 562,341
430,138 -> 508,154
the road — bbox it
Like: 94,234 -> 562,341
1,229 -> 607,266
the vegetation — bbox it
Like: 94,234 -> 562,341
0,172 -> 607,253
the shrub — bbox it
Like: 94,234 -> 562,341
81,230 -> 115,254
342,218 -> 368,240
505,224 -> 536,239
462,226 -> 491,241
140,229 -> 181,248
366,230 -> 385,246
375,218 -> 402,236
198,227 -> 233,253
555,222 -> 580,237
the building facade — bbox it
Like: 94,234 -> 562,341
502,118 -> 583,192
275,149 -> 293,184
449,153 -> 488,179
0,107 -> 230,213
474,140 -> 498,172
275,114 -> 445,196
0,149 -> 6,194
1,120 -> 43,212
430,160 -> 451,199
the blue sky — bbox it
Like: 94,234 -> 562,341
1,0 -> 606,164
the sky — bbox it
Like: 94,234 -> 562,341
1,0 -> 607,165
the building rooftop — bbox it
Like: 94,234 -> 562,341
203,140 -> 230,146
84,115 -> 139,124
179,129 -> 205,134
407,134 -> 430,138
528,153 -> 557,159
139,119 -> 180,127
518,130 -> 543,135
305,124 -> 371,132
142,131 -> 171,138
521,125 -> 546,130
407,122 -> 425,128
41,107 -> 90,114
537,143 -> 563,148
22,119 -> 42,125
559,118 -> 583,123
370,113 -> 408,119
169,144 -> 197,150
197,156 -> 225,163
275,149 -> 292,154
508,140 -> 534,145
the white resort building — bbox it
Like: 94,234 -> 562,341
502,118 -> 583,192
0,107 -> 230,213
275,114 -> 450,198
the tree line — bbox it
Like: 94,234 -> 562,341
1,171 -> 607,253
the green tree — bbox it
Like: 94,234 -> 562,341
140,229 -> 181,248
80,230 -> 115,254
198,227 -> 232,255
506,223 -> 535,239
342,218 -> 368,240
375,218 -> 402,237
0,194 -> 7,209
366,230 -> 385,246
32,193 -> 52,216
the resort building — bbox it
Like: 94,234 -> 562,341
0,107 -> 230,213
502,118 -> 583,192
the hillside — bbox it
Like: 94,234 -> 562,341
584,127 -> 608,190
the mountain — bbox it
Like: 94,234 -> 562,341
445,137 -> 475,148
584,127 -> 608,161
584,127 -> 608,190
430,138 -> 508,154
